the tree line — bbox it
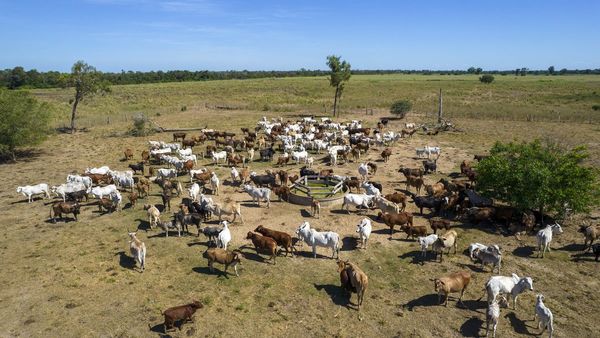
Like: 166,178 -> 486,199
2,66 -> 600,90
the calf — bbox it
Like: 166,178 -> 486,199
401,224 -> 428,240
432,271 -> 471,306
356,218 -> 372,249
128,191 -> 138,209
162,301 -> 203,333
124,148 -> 134,160
536,223 -> 563,258
428,217 -> 451,234
384,192 -> 407,211
50,201 -> 81,222
128,232 -> 146,272
405,175 -> 424,195
255,225 -> 294,257
144,204 -> 160,229
534,294 -> 554,338
246,232 -> 278,264
379,212 -> 413,239
202,247 -> 242,277
311,199 -> 321,218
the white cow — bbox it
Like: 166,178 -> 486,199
51,182 -> 87,202
468,243 -> 501,261
217,221 -> 232,250
212,151 -> 227,165
418,234 -> 439,258
242,184 -> 271,208
358,163 -> 369,181
291,150 -> 308,164
128,232 -> 146,272
16,183 -> 51,203
484,273 -> 534,310
356,218 -> 372,249
536,223 -> 563,258
188,183 -> 201,202
230,167 -> 240,183
425,146 -> 441,158
210,172 -> 220,195
90,184 -> 118,200
306,156 -> 314,168
534,294 -> 554,338
110,191 -> 122,211
342,193 -> 374,214
362,182 -> 381,196
85,166 -> 111,175
295,221 -> 340,259
177,148 -> 193,157
156,168 -> 177,180
66,174 -> 92,189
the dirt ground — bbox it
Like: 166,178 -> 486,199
0,107 -> 598,338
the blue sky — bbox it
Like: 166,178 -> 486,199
0,0 -> 598,71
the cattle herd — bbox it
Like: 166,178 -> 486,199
15,116 -> 600,335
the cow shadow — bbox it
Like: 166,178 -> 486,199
570,251 -> 598,262
371,228 -> 393,236
148,323 -> 172,337
404,293 -> 438,311
135,219 -> 152,231
116,251 -> 136,270
459,317 -> 483,337
300,209 -> 312,217
11,197 -> 44,205
398,250 -> 426,265
313,284 -> 351,308
558,243 -> 585,252
505,312 -> 535,335
238,248 -> 269,264
513,246 -> 536,258
240,203 -> 260,208
293,249 -> 331,259
461,299 -> 488,313
456,262 -> 486,273
329,209 -> 350,215
44,216 -> 77,224
192,266 -> 232,278
341,236 -> 358,251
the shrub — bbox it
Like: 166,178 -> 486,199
129,113 -> 154,137
593,104 -> 600,111
479,74 -> 495,84
180,105 -> 187,112
389,100 -> 412,119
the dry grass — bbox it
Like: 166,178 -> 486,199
1,80 -> 599,337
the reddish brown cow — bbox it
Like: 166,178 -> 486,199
254,225 -> 294,256
246,232 -> 278,264
162,301 -> 203,333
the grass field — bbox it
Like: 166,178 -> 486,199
1,75 -> 599,337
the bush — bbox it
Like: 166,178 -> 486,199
0,89 -> 51,161
479,74 -> 495,84
593,104 -> 600,111
129,113 -> 154,137
389,100 -> 412,119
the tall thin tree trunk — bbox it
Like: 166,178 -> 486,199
70,97 -> 80,134
333,86 -> 339,117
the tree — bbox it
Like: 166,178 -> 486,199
476,140 -> 599,221
467,67 -> 476,74
475,67 -> 483,75
479,74 -> 495,84
8,67 -> 26,89
326,55 -> 351,117
515,68 -> 520,76
389,100 -> 412,119
67,60 -> 110,133
548,66 -> 555,75
559,68 -> 568,75
520,67 -> 528,76
0,89 -> 51,161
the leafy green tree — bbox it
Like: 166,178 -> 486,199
515,68 -> 520,76
479,74 -> 495,84
548,66 -> 555,75
0,89 -> 51,161
475,67 -> 483,74
476,140 -> 599,220
467,67 -> 476,74
559,68 -> 568,75
389,100 -> 412,119
67,60 -> 110,133
520,67 -> 528,76
326,55 -> 351,117
8,67 -> 26,89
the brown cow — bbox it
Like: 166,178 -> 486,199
381,148 -> 392,162
141,150 -> 150,163
173,132 -> 186,141
254,225 -> 294,257
246,232 -> 278,264
384,192 -> 407,211
124,148 -> 133,160
162,301 -> 203,333
50,201 -> 81,222
379,212 -> 413,239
